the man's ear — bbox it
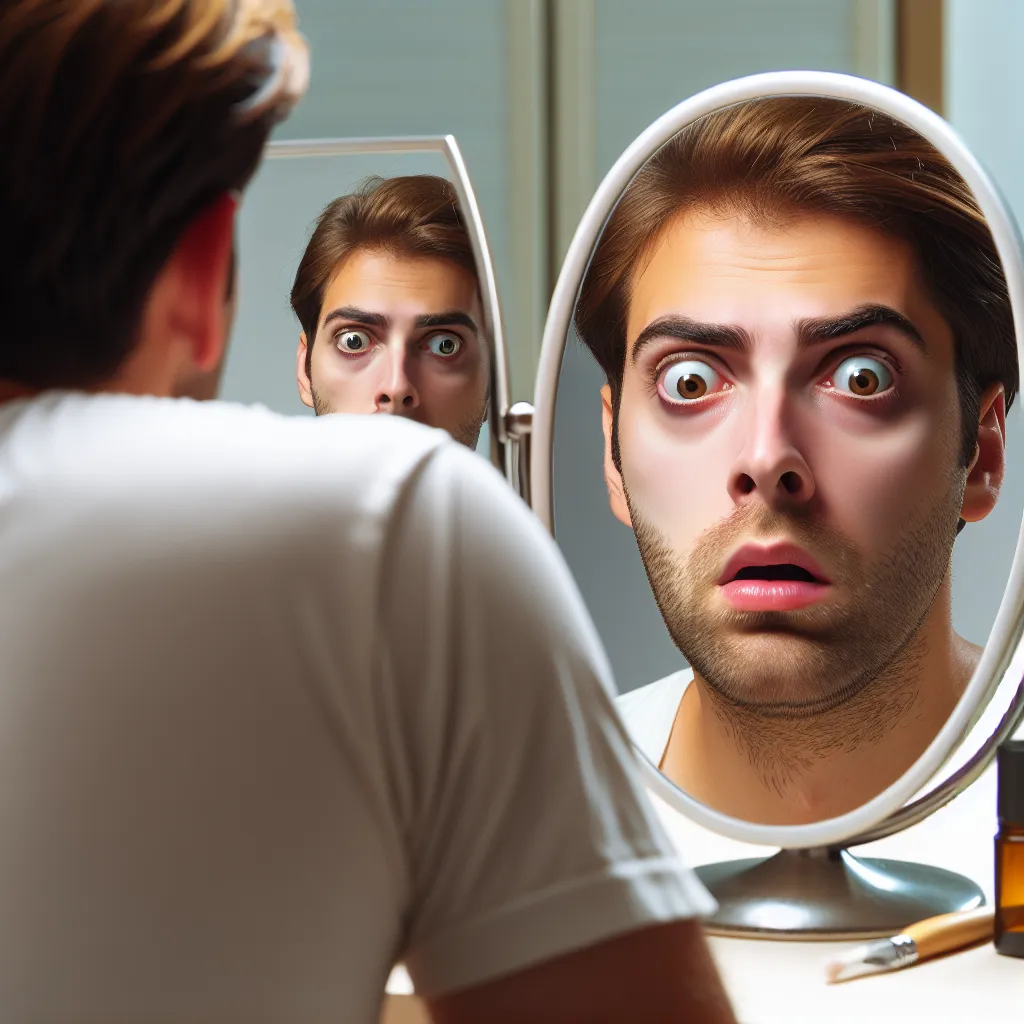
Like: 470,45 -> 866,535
296,333 -> 314,409
168,192 -> 238,372
960,382 -> 1006,523
601,384 -> 632,528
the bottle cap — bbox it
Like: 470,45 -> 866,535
997,739 -> 1024,825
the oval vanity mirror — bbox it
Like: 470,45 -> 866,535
221,135 -> 514,472
529,72 -> 1024,939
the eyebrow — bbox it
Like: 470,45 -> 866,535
415,310 -> 479,333
630,302 -> 926,366
795,303 -> 926,351
321,306 -> 389,329
320,306 -> 479,334
631,316 -> 751,366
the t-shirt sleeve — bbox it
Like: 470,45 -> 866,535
377,442 -> 716,998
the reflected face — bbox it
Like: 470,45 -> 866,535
298,250 -> 489,447
611,210 -> 971,712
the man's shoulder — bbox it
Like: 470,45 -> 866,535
4,394 -> 481,561
136,396 -> 448,472
34,394 -> 453,500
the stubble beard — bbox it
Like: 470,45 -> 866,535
626,478 -> 965,796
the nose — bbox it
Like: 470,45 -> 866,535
374,349 -> 419,415
728,387 -> 815,509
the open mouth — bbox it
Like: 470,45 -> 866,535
731,564 -> 821,584
718,544 -> 830,611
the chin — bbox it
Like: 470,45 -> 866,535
696,634 -> 845,709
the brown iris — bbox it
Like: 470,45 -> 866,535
675,373 -> 708,399
847,366 -> 880,396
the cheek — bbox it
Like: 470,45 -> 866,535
416,356 -> 486,407
806,403 -> 959,545
617,397 -> 735,548
310,346 -> 384,411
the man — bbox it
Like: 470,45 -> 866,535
577,98 -> 1016,825
291,175 -> 490,448
0,2 -> 735,1022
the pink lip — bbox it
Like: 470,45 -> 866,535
717,542 -> 831,613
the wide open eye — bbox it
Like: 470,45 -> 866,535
831,355 -> 894,397
336,329 -> 372,354
659,359 -> 725,404
425,332 -> 462,357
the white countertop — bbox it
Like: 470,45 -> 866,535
654,765 -> 1023,1022
709,933 -> 1020,1023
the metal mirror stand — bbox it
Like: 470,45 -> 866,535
504,402 -> 534,506
695,852 -> 984,940
525,71 -> 1024,940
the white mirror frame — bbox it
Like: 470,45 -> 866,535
530,72 -> 1024,850
263,134 -> 512,471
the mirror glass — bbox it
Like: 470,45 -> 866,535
222,146 -> 496,457
553,95 -> 1022,828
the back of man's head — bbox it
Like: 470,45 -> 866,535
0,0 -> 308,391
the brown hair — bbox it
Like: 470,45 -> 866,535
575,97 -> 1018,468
0,0 -> 307,388
290,174 -> 478,373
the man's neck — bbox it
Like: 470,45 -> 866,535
0,382 -> 43,404
660,580 -> 977,825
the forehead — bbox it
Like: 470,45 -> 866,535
626,210 -> 932,343
320,249 -> 481,324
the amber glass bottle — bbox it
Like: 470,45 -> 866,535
995,739 -> 1024,958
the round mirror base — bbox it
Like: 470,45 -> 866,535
695,848 -> 984,940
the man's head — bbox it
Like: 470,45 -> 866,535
576,98 -> 1017,714
0,0 -> 308,401
290,175 -> 490,448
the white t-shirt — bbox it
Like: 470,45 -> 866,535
615,669 -> 694,767
0,392 -> 714,1022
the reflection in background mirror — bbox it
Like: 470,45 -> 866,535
555,96 -> 1020,828
222,152 -> 492,455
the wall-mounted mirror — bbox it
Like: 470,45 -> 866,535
221,136 -> 517,472
529,72 -> 1024,938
